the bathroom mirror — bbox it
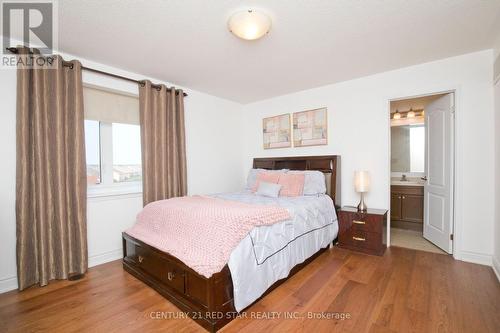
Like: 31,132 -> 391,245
391,125 -> 425,173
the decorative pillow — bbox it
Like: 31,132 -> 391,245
251,172 -> 282,192
246,168 -> 288,190
278,173 -> 305,197
255,181 -> 282,198
289,170 -> 326,195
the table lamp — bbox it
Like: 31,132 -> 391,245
354,171 -> 370,212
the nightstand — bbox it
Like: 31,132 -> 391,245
337,206 -> 387,256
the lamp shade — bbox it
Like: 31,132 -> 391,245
354,171 -> 370,193
228,9 -> 271,40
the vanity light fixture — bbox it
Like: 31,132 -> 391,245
228,9 -> 272,40
393,110 -> 401,120
407,108 -> 416,118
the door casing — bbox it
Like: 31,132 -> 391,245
387,89 -> 456,256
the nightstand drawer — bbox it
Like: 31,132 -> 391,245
338,212 -> 383,233
339,229 -> 382,251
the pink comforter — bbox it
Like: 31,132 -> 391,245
125,195 -> 291,278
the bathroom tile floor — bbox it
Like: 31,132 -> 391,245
386,227 -> 447,254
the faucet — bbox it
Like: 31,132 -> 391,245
400,174 -> 408,181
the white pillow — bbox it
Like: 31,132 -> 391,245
289,170 -> 326,195
246,168 -> 288,190
255,181 -> 282,198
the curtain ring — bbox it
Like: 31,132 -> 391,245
47,57 -> 54,65
155,85 -> 161,91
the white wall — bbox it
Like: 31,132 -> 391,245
494,33 -> 500,59
493,49 -> 500,279
0,53 -> 244,292
242,50 -> 495,265
0,65 -> 17,293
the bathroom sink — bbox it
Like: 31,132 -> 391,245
391,180 -> 424,186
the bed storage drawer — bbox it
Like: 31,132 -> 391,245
185,271 -> 209,307
123,236 -> 211,308
132,244 -> 185,293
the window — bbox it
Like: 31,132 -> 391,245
112,123 -> 142,183
84,120 -> 101,185
83,86 -> 141,196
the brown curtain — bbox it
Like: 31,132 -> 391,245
16,50 -> 87,290
139,80 -> 187,206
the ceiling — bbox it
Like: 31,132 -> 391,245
29,1 -> 500,103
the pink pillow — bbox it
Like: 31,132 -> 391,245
278,173 -> 305,197
252,172 -> 281,192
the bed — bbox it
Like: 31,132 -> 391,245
122,155 -> 341,332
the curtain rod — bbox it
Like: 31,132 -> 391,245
5,47 -> 187,97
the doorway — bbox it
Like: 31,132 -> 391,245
388,92 -> 455,254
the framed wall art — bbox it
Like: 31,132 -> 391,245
293,107 -> 328,147
262,114 -> 291,149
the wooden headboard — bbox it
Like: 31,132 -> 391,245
253,155 -> 341,207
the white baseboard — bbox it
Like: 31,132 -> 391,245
0,276 -> 18,294
493,256 -> 500,282
88,248 -> 123,268
0,248 -> 123,295
459,250 -> 493,266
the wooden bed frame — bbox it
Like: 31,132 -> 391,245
122,155 -> 341,332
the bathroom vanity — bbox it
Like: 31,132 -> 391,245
390,183 -> 424,231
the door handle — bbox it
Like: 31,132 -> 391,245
421,176 -> 428,181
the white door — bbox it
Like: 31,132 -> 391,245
423,93 -> 454,253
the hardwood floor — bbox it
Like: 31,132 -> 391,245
1,246 -> 499,333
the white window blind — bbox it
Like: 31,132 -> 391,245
83,86 -> 140,125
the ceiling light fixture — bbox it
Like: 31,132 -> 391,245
228,9 -> 271,41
